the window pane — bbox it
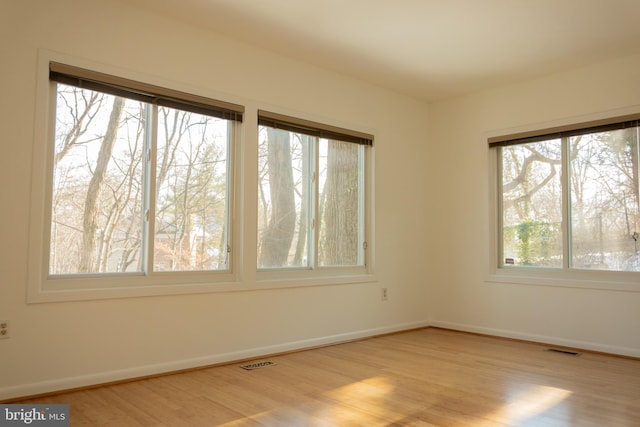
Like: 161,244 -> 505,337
318,140 -> 364,267
257,127 -> 310,268
500,140 -> 563,267
154,107 -> 231,271
569,127 -> 640,271
50,84 -> 144,274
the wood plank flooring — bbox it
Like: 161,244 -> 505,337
14,328 -> 640,426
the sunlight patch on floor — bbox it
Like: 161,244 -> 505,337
315,376 -> 397,425
491,383 -> 573,425
218,376 -> 396,426
325,376 -> 396,400
217,378 -> 574,426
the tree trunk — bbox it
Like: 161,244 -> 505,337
322,142 -> 358,265
79,97 -> 125,272
260,128 -> 295,267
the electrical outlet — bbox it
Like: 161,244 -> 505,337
381,288 -> 388,301
0,320 -> 9,339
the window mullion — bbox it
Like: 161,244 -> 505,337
496,147 -> 505,268
562,136 -> 571,270
224,119 -> 234,269
358,145 -> 365,266
310,137 -> 319,269
635,126 -> 640,235
143,104 -> 157,275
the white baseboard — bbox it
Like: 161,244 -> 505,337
8,318 -> 635,401
0,320 -> 430,401
430,320 -> 640,358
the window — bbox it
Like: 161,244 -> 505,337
491,114 -> 640,279
44,63 -> 242,282
257,111 -> 373,273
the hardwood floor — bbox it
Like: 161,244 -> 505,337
15,328 -> 640,426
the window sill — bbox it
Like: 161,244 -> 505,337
27,272 -> 378,303
487,268 -> 640,293
28,278 -> 240,303
255,272 -> 377,289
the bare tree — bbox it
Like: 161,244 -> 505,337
501,141 -> 562,265
54,87 -> 104,167
78,97 -> 125,272
51,85 -> 232,274
319,141 -> 359,266
259,128 -> 296,267
154,108 -> 229,271
502,128 -> 640,269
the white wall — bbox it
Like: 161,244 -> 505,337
428,53 -> 640,356
0,0 -> 430,399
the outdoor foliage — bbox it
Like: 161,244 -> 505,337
50,84 -> 230,275
50,82 -> 367,276
501,127 -> 640,271
257,127 -> 364,269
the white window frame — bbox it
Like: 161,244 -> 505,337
256,110 -> 375,285
488,110 -> 640,293
27,53 -> 244,303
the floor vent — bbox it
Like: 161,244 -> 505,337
546,348 -> 581,356
240,361 -> 276,370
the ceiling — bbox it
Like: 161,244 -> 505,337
128,0 -> 640,102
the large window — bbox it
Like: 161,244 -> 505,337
29,58 -> 375,302
492,115 -> 640,276
257,111 -> 373,272
46,63 -> 242,279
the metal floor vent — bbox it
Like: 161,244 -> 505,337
240,361 -> 276,370
546,348 -> 581,356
